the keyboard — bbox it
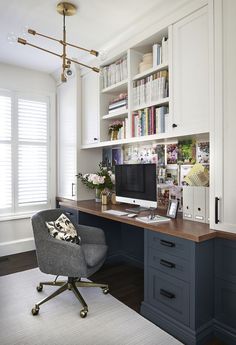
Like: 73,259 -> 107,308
102,210 -> 128,216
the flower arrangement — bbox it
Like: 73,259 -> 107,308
109,120 -> 123,134
77,163 -> 115,191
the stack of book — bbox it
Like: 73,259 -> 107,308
152,37 -> 168,67
132,106 -> 168,137
108,94 -> 128,114
133,70 -> 168,107
102,56 -> 128,89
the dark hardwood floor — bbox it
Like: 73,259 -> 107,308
0,250 -> 225,345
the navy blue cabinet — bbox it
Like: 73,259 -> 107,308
214,239 -> 236,344
141,230 -> 214,345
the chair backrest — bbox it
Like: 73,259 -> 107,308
31,209 -> 68,271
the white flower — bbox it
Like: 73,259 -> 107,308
111,174 -> 115,183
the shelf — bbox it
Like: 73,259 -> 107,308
132,63 -> 168,81
102,109 -> 128,120
81,131 -> 209,149
101,79 -> 128,94
132,97 -> 169,112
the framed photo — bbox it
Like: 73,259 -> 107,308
167,199 -> 179,218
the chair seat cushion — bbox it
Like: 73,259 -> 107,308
82,244 -> 107,267
46,213 -> 81,245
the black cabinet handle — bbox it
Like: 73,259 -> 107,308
160,259 -> 175,268
215,197 -> 220,224
65,211 -> 73,216
72,183 -> 75,197
94,137 -> 98,141
160,239 -> 175,248
172,123 -> 178,128
160,288 -> 175,299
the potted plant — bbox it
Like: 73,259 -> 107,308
77,163 -> 115,202
109,120 -> 123,140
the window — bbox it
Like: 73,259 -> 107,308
0,90 -> 51,216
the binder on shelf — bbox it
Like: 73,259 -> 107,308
193,186 -> 206,223
183,186 -> 194,220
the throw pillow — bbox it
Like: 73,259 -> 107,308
46,213 -> 81,245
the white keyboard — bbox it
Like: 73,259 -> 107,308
103,210 -> 128,216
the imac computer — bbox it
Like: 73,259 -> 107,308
115,163 -> 157,210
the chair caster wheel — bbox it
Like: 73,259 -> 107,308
31,306 -> 39,315
80,309 -> 88,318
36,284 -> 43,292
102,287 -> 109,295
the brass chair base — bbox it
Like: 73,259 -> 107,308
31,277 -> 109,318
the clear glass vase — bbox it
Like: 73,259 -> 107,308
95,188 -> 102,202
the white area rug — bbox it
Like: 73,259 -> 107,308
0,268 -> 182,345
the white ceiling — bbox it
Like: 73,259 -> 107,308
0,0 -> 169,74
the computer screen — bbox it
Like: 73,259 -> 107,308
115,164 -> 157,208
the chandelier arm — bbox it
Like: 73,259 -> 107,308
65,42 -> 99,56
67,57 -> 100,72
28,29 -> 98,56
18,38 -> 62,58
28,29 -> 61,44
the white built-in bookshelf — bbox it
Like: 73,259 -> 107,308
81,5 -> 209,149
94,27 -> 171,147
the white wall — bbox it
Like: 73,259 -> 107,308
0,63 -> 56,256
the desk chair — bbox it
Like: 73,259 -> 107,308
31,209 -> 109,318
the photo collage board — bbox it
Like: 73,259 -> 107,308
102,140 -> 209,211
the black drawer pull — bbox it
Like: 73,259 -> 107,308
160,288 -> 175,299
65,211 -> 73,216
160,239 -> 175,248
215,197 -> 220,224
160,259 -> 175,268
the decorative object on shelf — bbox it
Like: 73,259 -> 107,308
139,53 -> 153,73
111,192 -> 117,205
17,2 -> 99,83
77,163 -> 115,202
95,188 -> 102,202
101,190 -> 108,205
109,121 -> 123,140
167,199 -> 179,218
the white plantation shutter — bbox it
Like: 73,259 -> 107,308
0,95 -> 12,211
17,98 -> 48,208
0,91 -> 50,216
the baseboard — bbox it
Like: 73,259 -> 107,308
0,237 -> 35,257
214,319 -> 236,345
141,302 -> 214,345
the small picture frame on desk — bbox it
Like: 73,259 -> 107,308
167,199 -> 179,218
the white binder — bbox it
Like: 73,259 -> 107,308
193,187 -> 206,223
183,186 -> 194,220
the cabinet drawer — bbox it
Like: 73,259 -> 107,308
215,238 -> 236,284
147,267 -> 190,326
147,231 -> 192,259
148,247 -> 190,282
59,206 -> 78,225
215,278 -> 236,329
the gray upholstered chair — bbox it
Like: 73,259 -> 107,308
31,209 -> 109,318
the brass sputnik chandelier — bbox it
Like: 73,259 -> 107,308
17,2 -> 99,82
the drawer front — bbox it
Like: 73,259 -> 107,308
215,238 -> 236,284
59,206 -> 78,225
147,267 -> 190,326
215,278 -> 236,329
147,231 -> 192,259
148,247 -> 190,282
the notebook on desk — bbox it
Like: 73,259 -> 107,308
136,215 -> 170,224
